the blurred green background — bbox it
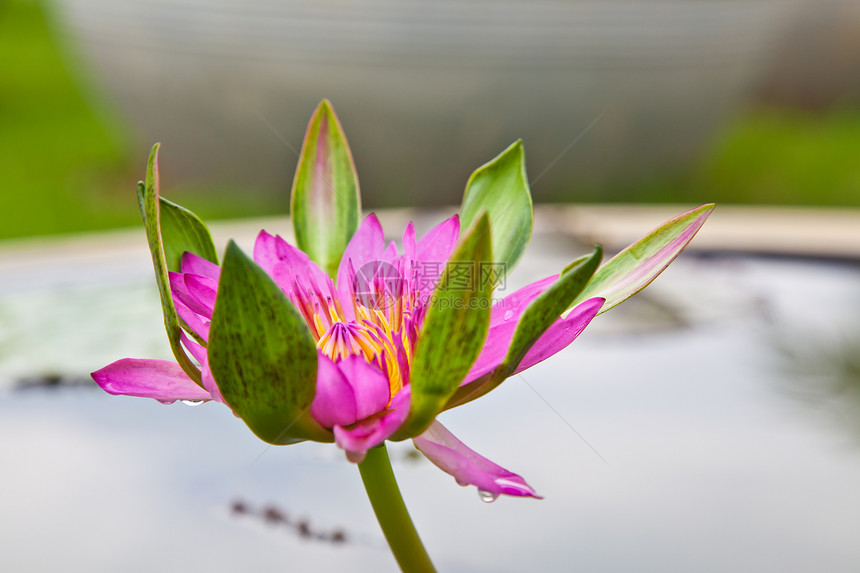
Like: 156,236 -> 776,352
2,0 -> 859,240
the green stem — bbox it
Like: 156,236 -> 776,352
358,443 -> 437,573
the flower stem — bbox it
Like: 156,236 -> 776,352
358,443 -> 437,573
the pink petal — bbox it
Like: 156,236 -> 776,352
311,354 -> 357,427
253,230 -> 287,275
413,421 -> 540,498
464,295 -> 604,384
183,274 -> 217,314
462,275 -> 559,382
173,297 -> 210,341
333,387 -> 411,463
336,356 -> 391,420
253,230 -> 331,301
416,215 -> 460,270
180,252 -> 220,280
179,332 -> 225,404
491,275 -> 558,329
336,214 -> 386,304
200,360 -> 225,404
311,354 -> 391,429
382,240 -> 398,262
180,331 -> 206,365
169,272 -> 214,318
413,215 -> 460,292
513,297 -> 604,374
402,221 -> 417,262
91,358 -> 211,404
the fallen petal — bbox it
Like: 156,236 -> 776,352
413,421 -> 540,498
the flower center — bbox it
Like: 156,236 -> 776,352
284,261 -> 425,396
316,298 -> 416,396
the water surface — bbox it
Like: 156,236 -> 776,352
2,230 -> 860,572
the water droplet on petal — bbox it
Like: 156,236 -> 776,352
478,489 -> 498,503
503,310 -> 514,321
181,399 -> 204,406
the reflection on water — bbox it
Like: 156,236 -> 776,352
3,235 -> 860,572
774,316 -> 860,439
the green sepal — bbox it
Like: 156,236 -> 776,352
460,140 -> 533,280
291,99 -> 361,278
391,214 -> 494,439
569,204 -> 715,314
137,143 -> 202,386
208,241 -> 331,445
444,246 -> 603,410
159,197 -> 218,272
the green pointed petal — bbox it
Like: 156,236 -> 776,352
208,241 -> 331,445
159,197 -> 218,272
137,143 -> 202,385
444,246 -> 602,410
460,140 -> 533,279
570,204 -> 715,314
392,214 -> 494,439
291,99 -> 361,278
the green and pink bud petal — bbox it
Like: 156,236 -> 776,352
570,203 -> 715,314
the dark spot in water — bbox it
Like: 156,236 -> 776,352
230,498 -> 353,545
14,373 -> 94,391
262,505 -> 287,524
230,500 -> 247,515
330,529 -> 347,544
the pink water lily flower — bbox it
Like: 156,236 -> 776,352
93,100 -> 713,501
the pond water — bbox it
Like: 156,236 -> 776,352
2,223 -> 860,572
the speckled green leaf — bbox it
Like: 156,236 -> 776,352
291,99 -> 361,278
137,143 -> 202,385
392,214 -> 493,439
208,241 -> 330,445
460,140 -> 533,278
159,197 -> 218,272
444,246 -> 602,410
569,204 -> 715,314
